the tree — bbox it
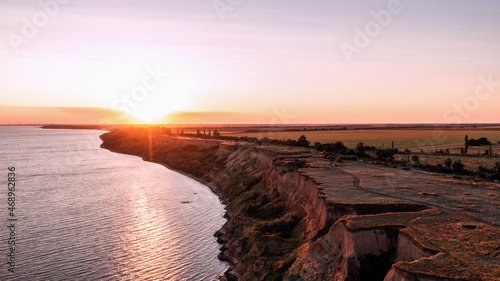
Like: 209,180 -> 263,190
452,161 -> 465,172
411,155 -> 420,164
314,142 -> 323,151
377,148 -> 395,161
464,135 -> 469,155
297,135 -> 310,147
323,142 -> 348,154
356,142 -> 364,150
477,137 -> 491,145
444,158 -> 452,170
356,142 -> 370,158
477,165 -> 490,178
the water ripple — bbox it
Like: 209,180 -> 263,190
0,127 -> 228,280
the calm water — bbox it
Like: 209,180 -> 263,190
0,126 -> 228,280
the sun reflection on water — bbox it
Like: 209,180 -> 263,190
116,183 -> 180,280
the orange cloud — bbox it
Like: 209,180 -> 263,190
0,107 -> 136,124
0,107 -> 265,125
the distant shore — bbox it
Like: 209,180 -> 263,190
37,123 -> 500,131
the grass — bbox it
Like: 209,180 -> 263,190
395,153 -> 500,171
226,128 -> 500,152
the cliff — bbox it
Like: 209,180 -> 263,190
100,128 -> 500,281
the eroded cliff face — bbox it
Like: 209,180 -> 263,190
100,130 -> 500,281
203,143 -> 332,280
287,218 -> 442,281
100,130 -> 326,280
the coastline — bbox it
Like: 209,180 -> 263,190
98,128 -> 500,281
99,134 -> 237,278
97,129 -> 313,280
99,138 -> 226,201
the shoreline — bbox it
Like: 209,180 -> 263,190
98,134 -> 236,278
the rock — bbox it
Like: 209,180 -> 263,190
217,236 -> 228,244
224,271 -> 239,281
217,251 -> 228,261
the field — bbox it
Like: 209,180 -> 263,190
226,128 -> 500,154
394,153 -> 500,170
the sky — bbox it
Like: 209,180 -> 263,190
0,0 -> 499,124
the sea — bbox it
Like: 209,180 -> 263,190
0,126 -> 228,280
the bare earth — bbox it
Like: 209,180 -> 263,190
299,150 -> 500,280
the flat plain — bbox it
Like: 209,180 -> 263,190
226,127 -> 500,153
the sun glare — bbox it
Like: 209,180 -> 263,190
119,76 -> 191,123
130,108 -> 170,123
125,99 -> 187,123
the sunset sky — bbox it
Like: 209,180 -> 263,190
1,0 -> 499,124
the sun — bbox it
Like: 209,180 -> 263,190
130,107 -> 171,123
127,98 -> 188,123
125,78 -> 191,123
